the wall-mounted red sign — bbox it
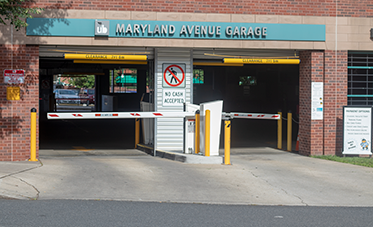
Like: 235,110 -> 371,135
4,69 -> 25,84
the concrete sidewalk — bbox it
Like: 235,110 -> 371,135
0,161 -> 42,200
1,147 -> 373,206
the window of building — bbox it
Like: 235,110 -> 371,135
110,68 -> 137,93
348,52 -> 373,106
239,76 -> 257,86
193,69 -> 204,84
238,75 -> 257,97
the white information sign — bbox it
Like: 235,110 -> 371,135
311,82 -> 323,120
162,88 -> 185,106
343,107 -> 372,155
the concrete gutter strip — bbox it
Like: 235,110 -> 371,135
137,144 -> 222,164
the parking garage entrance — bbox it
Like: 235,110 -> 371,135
39,56 -> 153,151
38,47 -> 299,152
193,64 -> 299,149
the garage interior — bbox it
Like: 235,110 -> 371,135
38,47 -> 299,151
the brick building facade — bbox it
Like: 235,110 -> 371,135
0,45 -> 39,161
299,50 -> 348,156
0,0 -> 372,161
32,0 -> 372,17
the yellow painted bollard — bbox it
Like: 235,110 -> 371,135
224,120 -> 231,165
287,111 -> 292,152
29,108 -> 38,162
205,109 -> 210,157
277,111 -> 282,150
195,110 -> 200,154
135,118 -> 140,148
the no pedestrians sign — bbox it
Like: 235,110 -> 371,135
162,63 -> 186,88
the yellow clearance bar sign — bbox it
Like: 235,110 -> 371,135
224,58 -> 300,64
64,54 -> 147,61
73,60 -> 148,65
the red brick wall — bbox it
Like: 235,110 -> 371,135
299,51 -> 324,156
323,50 -> 348,155
32,0 -> 372,17
0,45 -> 39,161
299,50 -> 348,156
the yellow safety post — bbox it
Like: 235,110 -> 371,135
29,108 -> 38,162
135,118 -> 140,148
205,109 -> 210,157
195,110 -> 200,154
287,111 -> 292,152
224,120 -> 231,165
277,111 -> 282,150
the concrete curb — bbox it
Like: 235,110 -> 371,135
137,144 -> 223,164
0,177 -> 39,200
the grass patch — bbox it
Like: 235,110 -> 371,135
312,155 -> 373,168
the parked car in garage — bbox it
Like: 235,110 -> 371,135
79,88 -> 95,105
54,89 -> 80,105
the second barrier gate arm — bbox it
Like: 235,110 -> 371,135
47,110 -> 292,155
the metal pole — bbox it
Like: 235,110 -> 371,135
135,118 -> 140,148
277,111 -> 282,150
195,110 -> 200,154
29,108 -> 38,161
287,111 -> 292,152
224,120 -> 231,165
205,109 -> 210,157
183,103 -> 186,153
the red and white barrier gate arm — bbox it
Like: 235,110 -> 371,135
224,112 -> 281,120
47,112 -> 195,119
48,111 -> 280,120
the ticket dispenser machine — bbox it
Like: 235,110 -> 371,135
199,100 -> 223,156
184,100 -> 223,155
184,103 -> 199,154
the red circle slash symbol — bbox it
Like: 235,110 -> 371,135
163,65 -> 185,87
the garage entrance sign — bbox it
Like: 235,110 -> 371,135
27,18 -> 326,42
162,63 -> 186,88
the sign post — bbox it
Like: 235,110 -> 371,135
343,106 -> 373,155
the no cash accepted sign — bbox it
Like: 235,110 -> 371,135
163,89 -> 185,106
